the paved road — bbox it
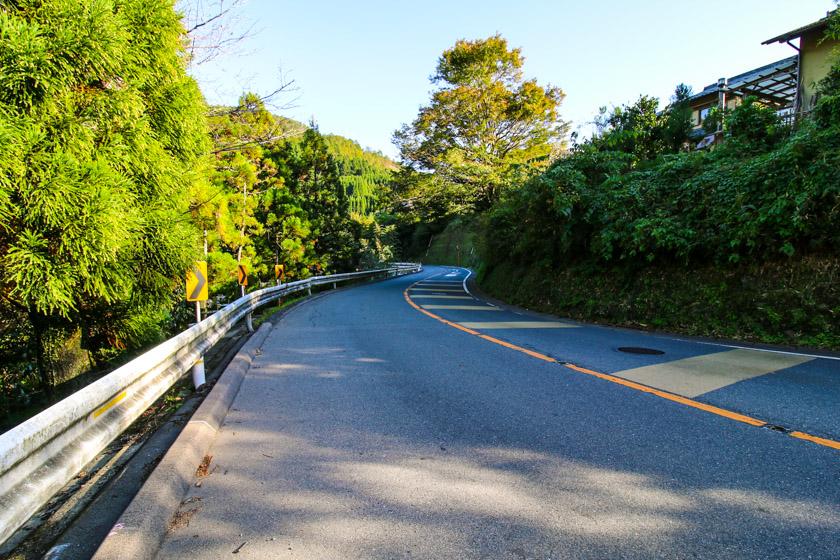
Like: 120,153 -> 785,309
156,266 -> 840,559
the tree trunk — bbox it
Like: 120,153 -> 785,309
28,309 -> 53,394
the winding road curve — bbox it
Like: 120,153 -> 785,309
155,266 -> 840,559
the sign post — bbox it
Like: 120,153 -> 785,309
186,261 -> 208,388
237,264 -> 253,332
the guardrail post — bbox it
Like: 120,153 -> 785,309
307,281 -> 312,296
191,301 -> 206,388
192,357 -> 205,388
242,285 -> 254,333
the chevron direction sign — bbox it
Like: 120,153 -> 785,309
186,261 -> 208,302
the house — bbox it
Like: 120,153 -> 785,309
687,56 -> 798,139
763,10 -> 839,114
685,10 -> 837,147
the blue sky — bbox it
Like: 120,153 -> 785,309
189,1 -> 836,157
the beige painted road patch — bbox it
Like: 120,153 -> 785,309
422,305 -> 501,311
410,288 -> 466,293
459,321 -> 576,329
614,348 -> 813,398
410,295 -> 474,299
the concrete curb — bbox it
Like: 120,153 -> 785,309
91,322 -> 274,560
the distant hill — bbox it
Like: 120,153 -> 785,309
208,107 -> 397,217
323,134 -> 396,217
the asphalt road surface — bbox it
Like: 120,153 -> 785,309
156,266 -> 840,559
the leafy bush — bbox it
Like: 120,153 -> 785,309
487,94 -> 840,270
725,97 -> 785,149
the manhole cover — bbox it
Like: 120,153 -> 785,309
617,347 -> 665,355
764,424 -> 790,433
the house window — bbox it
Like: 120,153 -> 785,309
698,106 -> 713,125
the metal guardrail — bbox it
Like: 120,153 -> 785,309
0,263 -> 421,546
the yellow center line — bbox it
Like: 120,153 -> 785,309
402,281 -> 839,452
790,431 -> 840,450
563,363 -> 765,426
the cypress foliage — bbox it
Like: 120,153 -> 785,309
0,0 -> 208,389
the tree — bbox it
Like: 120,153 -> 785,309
661,83 -> 694,152
591,84 -> 694,164
209,88 -> 303,154
393,35 -> 567,213
0,0 -> 209,389
198,94 -> 285,293
592,95 -> 665,161
269,126 -> 356,272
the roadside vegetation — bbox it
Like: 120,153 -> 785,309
394,16 -> 840,350
0,0 -> 398,426
480,86 -> 840,348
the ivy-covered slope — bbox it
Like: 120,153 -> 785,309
479,45 -> 840,349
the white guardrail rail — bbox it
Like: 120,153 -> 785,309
0,263 -> 421,546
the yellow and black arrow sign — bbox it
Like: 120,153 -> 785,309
274,264 -> 285,281
237,264 -> 248,286
186,261 -> 208,302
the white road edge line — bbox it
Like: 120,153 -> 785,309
457,267 -> 498,306
460,267 -> 473,297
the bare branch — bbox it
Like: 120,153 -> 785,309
186,6 -> 232,33
177,0 -> 256,66
212,130 -> 304,154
